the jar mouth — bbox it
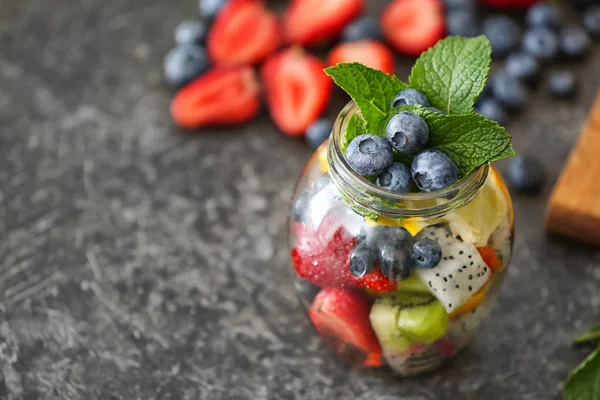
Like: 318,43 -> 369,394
327,101 -> 489,219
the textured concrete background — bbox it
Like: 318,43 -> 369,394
1,0 -> 600,399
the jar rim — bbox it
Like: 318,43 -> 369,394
327,101 -> 489,218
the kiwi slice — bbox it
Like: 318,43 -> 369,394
370,292 -> 449,353
395,275 -> 431,295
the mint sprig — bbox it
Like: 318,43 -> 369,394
409,36 -> 491,115
564,345 -> 600,400
342,114 -> 367,153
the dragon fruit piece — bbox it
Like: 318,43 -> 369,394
414,226 -> 492,313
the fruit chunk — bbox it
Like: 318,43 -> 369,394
283,0 -> 364,46
207,0 -> 281,65
411,149 -> 459,193
412,239 -> 442,269
448,288 -> 486,318
376,163 -> 412,193
381,0 -> 445,56
414,226 -> 491,313
398,299 -> 449,344
391,88 -> 429,108
309,288 -> 383,367
346,134 -> 394,176
477,245 -> 502,273
386,112 -> 430,155
163,44 -> 210,88
262,48 -> 332,136
170,66 -> 260,129
327,40 -> 395,75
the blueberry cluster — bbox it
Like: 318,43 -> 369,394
350,226 -> 442,280
346,88 -> 458,193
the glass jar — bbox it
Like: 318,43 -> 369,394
289,102 -> 514,377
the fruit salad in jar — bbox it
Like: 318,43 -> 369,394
289,36 -> 515,376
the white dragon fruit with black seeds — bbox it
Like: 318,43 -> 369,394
414,226 -> 491,313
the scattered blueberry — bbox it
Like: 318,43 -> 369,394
341,16 -> 383,42
379,242 -> 412,281
505,52 -> 541,87
548,70 -> 577,98
349,242 -> 378,278
376,163 -> 412,193
526,3 -> 562,30
305,119 -> 333,149
583,6 -> 600,38
506,155 -> 545,195
482,15 -> 521,58
443,0 -> 477,11
199,0 -> 228,19
175,20 -> 208,45
475,98 -> 507,125
523,27 -> 559,61
391,88 -> 429,108
412,239 -> 442,269
163,44 -> 210,88
446,11 -> 480,38
385,112 -> 430,155
368,226 -> 412,247
411,149 -> 459,193
490,71 -> 529,112
560,25 -> 590,59
346,134 -> 394,176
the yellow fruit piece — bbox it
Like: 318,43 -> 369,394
449,289 -> 487,319
365,217 -> 424,236
318,147 -> 329,173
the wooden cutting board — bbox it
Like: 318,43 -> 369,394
546,92 -> 600,244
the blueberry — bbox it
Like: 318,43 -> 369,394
411,149 -> 459,193
446,11 -> 480,38
490,71 -> 529,112
291,192 -> 309,223
163,44 -> 210,88
376,163 -> 412,193
368,226 -> 412,247
427,107 -> 446,114
349,242 -> 378,278
560,26 -> 590,59
385,112 -> 430,155
175,20 -> 208,45
341,16 -> 383,42
506,155 -> 545,195
412,239 -> 442,269
505,52 -> 540,87
346,134 -> 394,176
482,15 -> 521,58
391,89 -> 429,108
305,119 -> 333,149
199,0 -> 228,19
379,242 -> 412,281
548,70 -> 577,99
523,27 -> 559,61
583,6 -> 600,38
443,0 -> 477,11
526,3 -> 562,30
475,98 -> 507,125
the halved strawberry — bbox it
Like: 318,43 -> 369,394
327,40 -> 395,75
283,0 -> 364,46
261,48 -> 332,136
481,0 -> 539,9
208,0 -> 281,65
309,288 -> 383,367
381,0 -> 445,57
170,66 -> 261,129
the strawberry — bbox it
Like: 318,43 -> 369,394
381,0 -> 445,57
309,288 -> 383,367
481,0 -> 540,9
261,48 -> 332,136
170,66 -> 261,129
207,0 -> 281,65
291,218 -> 397,292
283,0 -> 364,46
327,40 -> 395,75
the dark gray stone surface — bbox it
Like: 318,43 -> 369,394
1,0 -> 600,399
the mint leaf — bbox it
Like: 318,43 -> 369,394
342,114 -> 367,153
575,323 -> 600,345
397,105 -> 515,177
564,345 -> 600,400
409,36 -> 491,115
325,63 -> 407,132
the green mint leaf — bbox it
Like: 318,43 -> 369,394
396,105 -> 515,177
409,36 -> 492,115
325,63 -> 407,132
575,323 -> 600,345
342,114 -> 367,153
563,345 -> 600,400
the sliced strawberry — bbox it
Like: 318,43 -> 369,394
477,245 -> 502,273
283,0 -> 364,46
171,66 -> 260,129
261,48 -> 332,136
481,0 -> 539,9
381,0 -> 445,57
309,288 -> 383,367
327,40 -> 395,75
356,269 -> 397,292
208,0 -> 281,65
